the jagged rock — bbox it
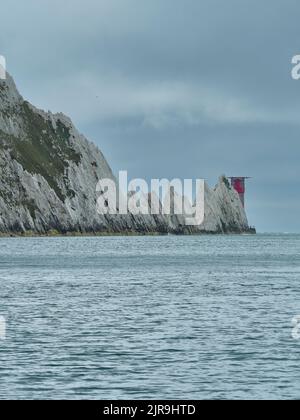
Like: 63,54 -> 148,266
0,73 -> 254,235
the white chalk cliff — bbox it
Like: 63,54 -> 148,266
0,73 -> 253,235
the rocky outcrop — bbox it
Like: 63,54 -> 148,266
0,73 -> 254,235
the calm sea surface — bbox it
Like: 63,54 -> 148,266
0,234 -> 300,400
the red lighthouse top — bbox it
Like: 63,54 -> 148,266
228,177 -> 251,208
231,178 -> 245,194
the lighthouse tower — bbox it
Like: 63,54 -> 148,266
229,177 -> 250,208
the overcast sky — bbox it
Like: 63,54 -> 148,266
1,0 -> 300,232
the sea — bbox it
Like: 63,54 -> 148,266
0,234 -> 300,400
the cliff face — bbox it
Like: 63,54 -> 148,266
0,73 -> 253,235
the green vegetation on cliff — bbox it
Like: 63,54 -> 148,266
3,102 -> 82,202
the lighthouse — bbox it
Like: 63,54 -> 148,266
229,177 -> 250,208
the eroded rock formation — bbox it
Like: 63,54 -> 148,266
0,73 -> 254,235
